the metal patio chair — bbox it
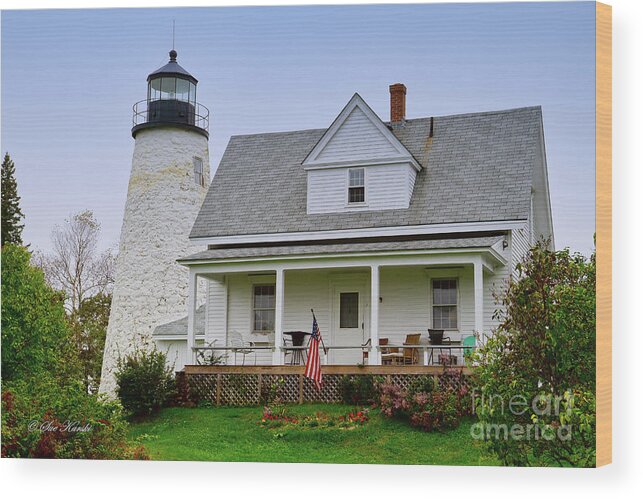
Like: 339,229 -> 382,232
227,331 -> 256,366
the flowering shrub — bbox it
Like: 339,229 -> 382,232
1,378 -> 148,459
378,371 -> 469,432
439,365 -> 471,401
407,375 -> 435,398
407,390 -> 466,432
378,383 -> 409,418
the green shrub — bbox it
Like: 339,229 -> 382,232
473,242 -> 596,467
115,347 -> 175,418
260,376 -> 285,405
1,377 -> 147,459
339,375 -> 379,405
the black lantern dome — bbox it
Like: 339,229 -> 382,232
132,50 -> 209,138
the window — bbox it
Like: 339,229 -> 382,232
432,279 -> 458,329
160,77 -> 177,100
193,157 -> 204,187
253,284 -> 275,333
148,77 -> 192,102
348,168 -> 365,204
339,292 -> 359,328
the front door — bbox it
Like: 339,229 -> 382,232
331,284 -> 367,364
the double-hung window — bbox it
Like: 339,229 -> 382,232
348,168 -> 365,204
252,284 -> 275,333
431,279 -> 458,330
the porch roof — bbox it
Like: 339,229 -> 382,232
179,234 -> 504,264
153,304 -> 205,338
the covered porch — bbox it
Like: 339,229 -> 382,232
177,235 -> 508,369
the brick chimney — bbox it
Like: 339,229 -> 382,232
389,83 -> 407,125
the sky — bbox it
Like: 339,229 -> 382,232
1,2 -> 596,255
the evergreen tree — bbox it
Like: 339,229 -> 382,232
1,152 -> 25,246
1,244 -> 75,382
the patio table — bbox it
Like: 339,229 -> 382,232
283,331 -> 310,365
427,337 -> 462,365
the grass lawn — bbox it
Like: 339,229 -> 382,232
128,404 -> 498,465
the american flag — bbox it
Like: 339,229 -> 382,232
304,314 -> 323,389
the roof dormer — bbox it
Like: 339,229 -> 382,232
303,92 -> 421,215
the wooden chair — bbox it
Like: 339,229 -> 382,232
380,338 -> 403,365
363,338 -> 403,365
403,333 -> 422,365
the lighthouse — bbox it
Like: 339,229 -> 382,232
99,50 -> 210,395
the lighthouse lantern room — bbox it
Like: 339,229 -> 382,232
132,49 -> 209,138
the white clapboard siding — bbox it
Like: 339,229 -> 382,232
407,167 -> 417,201
484,259 -> 509,337
215,266 -> 507,365
530,192 -> 535,245
379,267 -> 476,345
283,269 -> 331,333
225,273 -> 273,365
316,107 -> 399,162
205,277 -> 227,346
307,163 -> 416,214
367,164 -> 412,210
156,339 -> 204,372
378,267 -> 430,344
307,169 -> 347,213
156,340 -> 188,372
510,222 -> 531,280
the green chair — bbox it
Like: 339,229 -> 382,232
462,335 -> 476,358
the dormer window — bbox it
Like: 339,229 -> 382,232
348,168 -> 365,204
303,93 -> 420,215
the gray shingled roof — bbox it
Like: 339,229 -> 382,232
190,106 -> 541,239
179,235 -> 504,262
153,305 -> 205,337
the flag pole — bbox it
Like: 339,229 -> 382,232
311,308 -> 328,355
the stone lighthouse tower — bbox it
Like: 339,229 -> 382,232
99,50 -> 210,395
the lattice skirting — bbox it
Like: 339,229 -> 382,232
183,371 -> 471,406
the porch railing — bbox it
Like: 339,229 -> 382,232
192,344 -> 474,366
376,344 -> 475,366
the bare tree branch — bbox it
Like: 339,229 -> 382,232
38,210 -> 115,314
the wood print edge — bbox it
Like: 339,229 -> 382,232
595,0 -> 612,468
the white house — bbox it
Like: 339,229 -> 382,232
153,83 -> 554,370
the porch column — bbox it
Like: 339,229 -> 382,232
473,258 -> 484,340
370,264 -> 381,365
272,268 -> 285,365
187,269 -> 198,365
